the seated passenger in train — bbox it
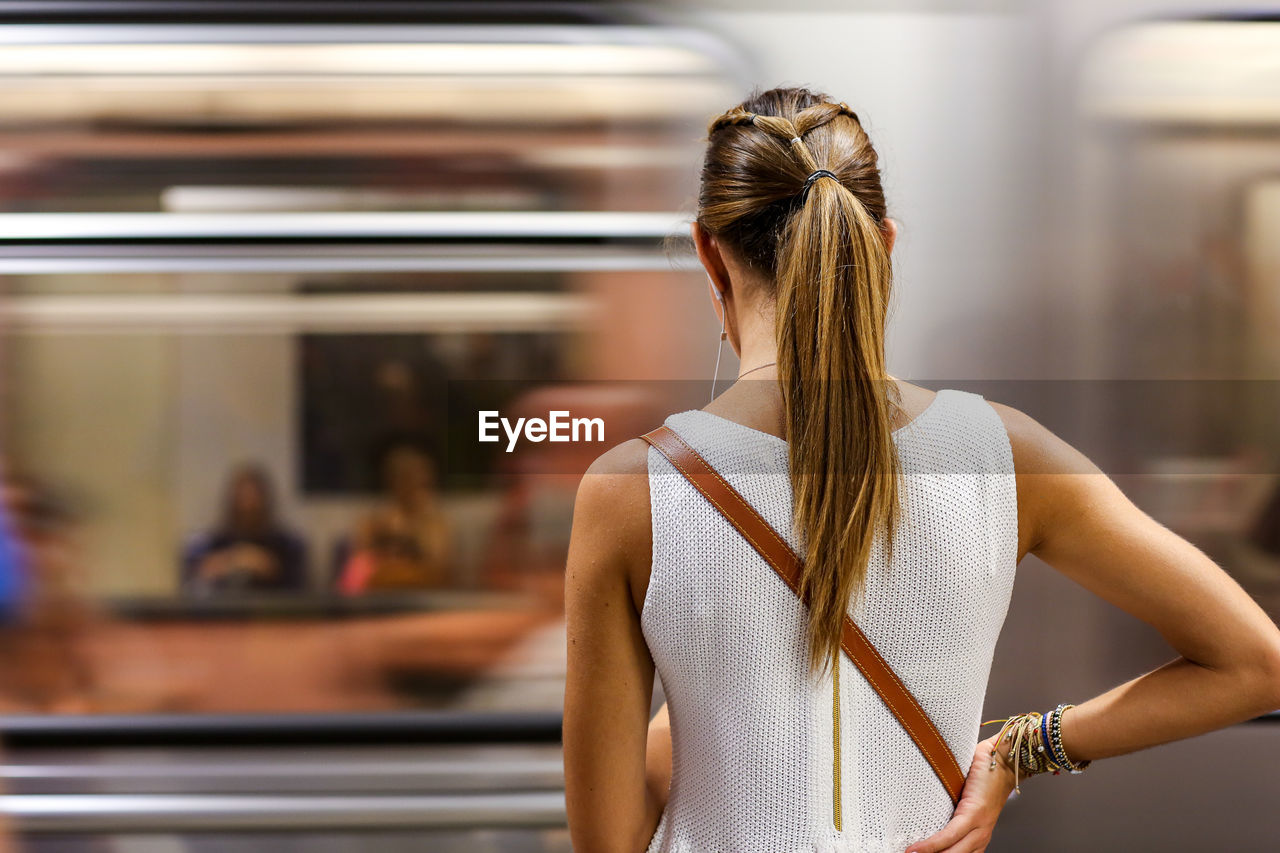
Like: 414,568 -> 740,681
336,441 -> 452,594
0,473 -> 97,712
181,463 -> 310,596
0,479 -> 25,624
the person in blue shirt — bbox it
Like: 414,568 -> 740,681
0,478 -> 28,622
181,463 -> 309,596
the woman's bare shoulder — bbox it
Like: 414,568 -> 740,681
983,399 -> 1098,478
983,398 -> 1102,561
570,438 -> 654,611
578,438 -> 651,527
583,436 -> 651,478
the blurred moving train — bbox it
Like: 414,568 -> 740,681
0,1 -> 1279,851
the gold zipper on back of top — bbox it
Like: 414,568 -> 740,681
832,648 -> 842,830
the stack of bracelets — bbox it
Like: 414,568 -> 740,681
980,703 -> 1092,793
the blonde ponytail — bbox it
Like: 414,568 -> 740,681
698,88 -> 901,677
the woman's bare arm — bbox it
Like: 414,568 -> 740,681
995,401 -> 1280,762
563,439 -> 660,853
912,402 -> 1280,853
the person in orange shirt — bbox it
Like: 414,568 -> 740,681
339,442 -> 452,594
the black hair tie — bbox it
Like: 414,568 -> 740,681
802,169 -> 839,196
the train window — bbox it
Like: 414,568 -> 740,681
0,23 -> 742,719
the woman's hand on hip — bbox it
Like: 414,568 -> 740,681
903,734 -> 1018,853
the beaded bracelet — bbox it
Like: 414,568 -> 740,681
981,703 -> 1090,793
1045,703 -> 1092,775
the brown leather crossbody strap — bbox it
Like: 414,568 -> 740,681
641,424 -> 966,806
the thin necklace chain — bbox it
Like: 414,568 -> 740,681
736,361 -> 777,380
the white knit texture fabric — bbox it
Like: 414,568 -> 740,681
641,389 -> 1019,853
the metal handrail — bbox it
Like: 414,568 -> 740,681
0,3 -> 624,28
2,750 -> 565,795
0,244 -> 695,275
0,791 -> 568,832
0,710 -> 564,748
0,212 -> 697,275
0,211 -> 686,242
0,292 -> 595,333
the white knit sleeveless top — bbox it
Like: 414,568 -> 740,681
641,389 -> 1018,853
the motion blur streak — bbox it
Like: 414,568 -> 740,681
1,2 -> 1280,851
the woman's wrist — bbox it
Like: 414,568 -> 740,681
1056,704 -> 1085,766
982,702 -> 1093,792
983,733 -> 1018,783
1048,704 -> 1092,773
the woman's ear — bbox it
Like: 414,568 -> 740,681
882,216 -> 899,256
690,221 -> 732,302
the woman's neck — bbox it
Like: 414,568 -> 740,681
729,295 -> 777,377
